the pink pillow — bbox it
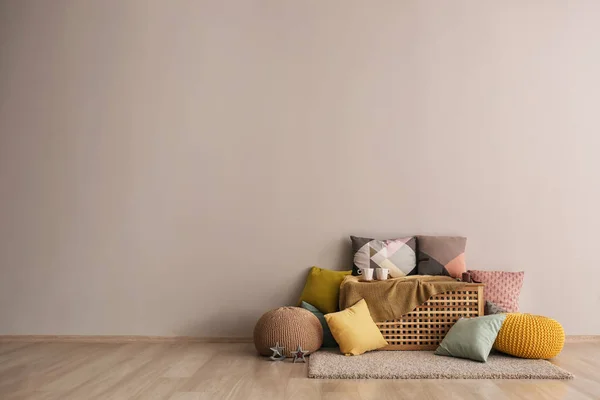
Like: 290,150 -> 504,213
467,270 -> 524,313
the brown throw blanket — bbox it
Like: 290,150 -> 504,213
339,275 -> 465,322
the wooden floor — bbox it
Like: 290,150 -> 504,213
0,341 -> 599,399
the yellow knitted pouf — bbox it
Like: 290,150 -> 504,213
254,307 -> 323,357
494,313 -> 565,359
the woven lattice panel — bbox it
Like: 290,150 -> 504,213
376,284 -> 484,350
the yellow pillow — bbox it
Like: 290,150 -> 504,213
324,299 -> 388,355
298,267 -> 351,314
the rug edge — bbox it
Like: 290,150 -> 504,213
308,353 -> 574,380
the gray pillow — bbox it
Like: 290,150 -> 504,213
485,300 -> 507,315
435,314 -> 506,362
416,235 -> 467,278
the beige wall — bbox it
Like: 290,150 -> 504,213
1,1 -> 599,336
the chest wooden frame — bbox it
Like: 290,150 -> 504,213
376,284 -> 485,350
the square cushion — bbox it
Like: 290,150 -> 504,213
351,236 -> 417,278
301,301 -> 338,348
324,299 -> 388,355
298,267 -> 351,314
416,235 -> 466,278
435,314 -> 507,362
485,300 -> 507,315
468,270 -> 524,313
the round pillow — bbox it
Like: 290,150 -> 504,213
253,306 -> 323,357
494,313 -> 565,359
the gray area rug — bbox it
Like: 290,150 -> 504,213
308,350 -> 573,379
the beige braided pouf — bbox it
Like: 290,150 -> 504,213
254,306 -> 323,357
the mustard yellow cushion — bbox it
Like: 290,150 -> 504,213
494,313 -> 565,359
324,299 -> 388,355
298,267 -> 351,314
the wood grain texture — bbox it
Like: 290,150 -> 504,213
0,336 -> 253,344
565,336 -> 600,343
477,285 -> 485,316
0,341 -> 599,399
2,334 -> 595,344
2,335 -> 595,343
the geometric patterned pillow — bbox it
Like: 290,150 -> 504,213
416,236 -> 467,278
351,236 -> 417,278
468,270 -> 525,313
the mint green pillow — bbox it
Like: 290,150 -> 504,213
435,314 -> 506,362
300,301 -> 338,348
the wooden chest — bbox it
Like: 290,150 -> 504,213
376,283 -> 484,350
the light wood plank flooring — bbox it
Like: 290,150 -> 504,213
0,341 -> 599,399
